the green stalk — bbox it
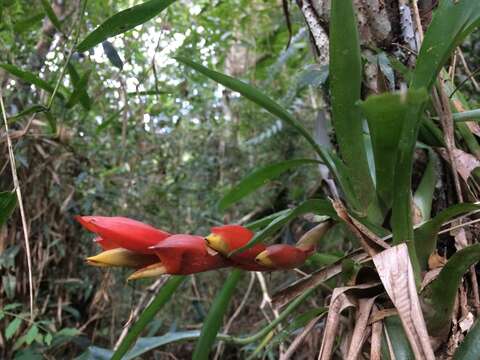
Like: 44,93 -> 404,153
111,275 -> 186,360
192,269 -> 244,360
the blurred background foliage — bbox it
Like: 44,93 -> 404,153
2,0 -> 480,358
0,0 -> 330,358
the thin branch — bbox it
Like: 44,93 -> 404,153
0,89 -> 34,319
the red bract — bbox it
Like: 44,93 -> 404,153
205,225 -> 269,271
128,234 -> 231,280
75,216 -> 170,253
255,244 -> 312,269
93,236 -> 118,251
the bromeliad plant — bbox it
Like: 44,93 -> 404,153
77,0 -> 480,359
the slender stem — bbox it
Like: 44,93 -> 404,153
451,108 -> 480,122
111,275 -> 186,360
219,287 -> 316,345
47,0 -> 88,109
0,90 -> 34,320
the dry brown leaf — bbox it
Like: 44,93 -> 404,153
451,226 -> 468,250
421,268 -> 442,291
368,308 -> 397,324
272,250 -> 369,309
346,297 -> 377,360
413,201 -> 424,226
332,199 -> 390,257
280,314 -> 325,360
317,290 -> 356,360
373,244 -> 435,360
459,312 -> 475,333
428,251 -> 447,270
370,306 -> 383,360
317,283 -> 382,360
296,221 -> 332,251
439,147 -> 480,182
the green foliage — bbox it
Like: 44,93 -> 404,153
413,149 -> 439,222
174,56 -> 331,165
40,0 -> 62,32
0,64 -> 60,97
383,316 -> 414,359
426,244 -> 480,335
192,269 -> 243,360
329,0 -> 375,215
414,203 -> 480,270
112,276 -> 185,360
0,191 -> 16,227
360,89 -> 428,211
232,199 -> 337,255
218,159 -> 320,211
77,0 -> 177,52
453,320 -> 480,360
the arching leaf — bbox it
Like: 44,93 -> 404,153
77,0 -> 176,52
218,159 -> 320,211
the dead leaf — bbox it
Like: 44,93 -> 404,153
421,268 -> 442,291
439,147 -> 480,182
373,244 -> 435,360
428,251 -> 447,270
280,314 -> 325,360
317,290 -> 356,360
451,226 -> 468,250
370,306 -> 383,360
459,312 -> 475,333
346,297 -> 377,360
296,221 -> 332,251
332,199 -> 389,257
317,283 -> 382,360
272,250 -> 369,309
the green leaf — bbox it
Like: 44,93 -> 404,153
9,105 -> 48,123
412,0 -> 480,90
44,332 -> 53,346
232,199 -> 337,255
67,64 -> 91,110
124,331 -> 201,359
219,159 -> 320,211
413,149 -> 439,222
25,325 -> 39,345
111,275 -> 185,360
329,0 -> 375,214
0,191 -> 16,227
4,303 -> 21,311
12,13 -> 44,33
5,317 -> 22,340
77,0 -> 177,52
391,0 -> 480,267
383,316 -> 414,359
102,41 -> 124,70
174,56 -> 330,164
192,269 -> 243,360
453,320 -> 480,360
415,203 -> 480,270
360,89 -> 429,210
66,70 -> 91,109
0,64 -> 63,98
245,209 -> 291,231
426,244 -> 480,335
40,0 -> 62,32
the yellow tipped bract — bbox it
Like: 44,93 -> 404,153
127,263 -> 167,281
255,250 -> 275,268
204,233 -> 229,254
